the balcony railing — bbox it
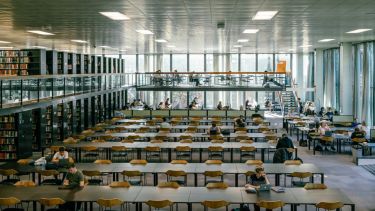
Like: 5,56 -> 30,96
0,74 -> 136,108
135,72 -> 289,90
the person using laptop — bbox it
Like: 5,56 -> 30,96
245,166 -> 271,211
60,164 -> 84,210
318,122 -> 331,136
208,123 -> 221,135
52,147 -> 69,164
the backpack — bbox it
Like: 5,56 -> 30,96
299,139 -> 307,147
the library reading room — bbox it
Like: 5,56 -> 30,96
1,0 -> 375,210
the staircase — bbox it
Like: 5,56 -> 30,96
280,91 -> 299,115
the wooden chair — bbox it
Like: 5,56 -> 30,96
179,135 -> 193,140
145,146 -> 162,162
109,181 -> 131,188
81,146 -> 100,162
239,146 -> 256,162
206,182 -> 228,189
239,139 -> 254,144
256,200 -> 285,210
127,135 -> 141,141
211,139 -> 224,144
91,139 -> 106,143
82,170 -> 104,185
208,146 -> 224,161
246,160 -> 263,165
94,159 -> 112,164
14,180 -> 36,187
96,198 -> 124,211
205,160 -> 222,165
153,135 -> 168,142
159,128 -> 171,133
352,138 -> 366,144
203,171 -> 223,185
236,136 -> 253,142
121,170 -> 144,186
37,170 -> 61,185
0,197 -> 23,211
111,146 -> 130,162
201,200 -> 229,210
245,171 -> 256,184
165,170 -> 187,186
320,136 -> 334,154
185,127 -> 197,134
316,201 -> 344,210
146,120 -> 156,126
284,160 -> 301,165
136,126 -> 150,133
235,127 -> 248,132
289,172 -> 313,187
175,146 -> 192,161
189,121 -> 200,126
121,139 -> 134,143
209,135 -> 224,140
150,139 -> 164,144
170,160 -> 188,164
39,198 -> 65,211
258,127 -> 270,133
129,159 -> 147,165
304,183 -> 327,190
157,182 -> 180,188
145,200 -> 173,210
180,139 -> 193,143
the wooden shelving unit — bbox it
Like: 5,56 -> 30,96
45,105 -> 53,145
0,49 -> 46,76
0,114 -> 18,160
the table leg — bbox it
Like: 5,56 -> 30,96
235,173 -> 238,187
199,149 -> 202,162
295,148 -> 298,158
230,148 -> 233,163
194,173 -> 198,187
90,202 -> 93,211
168,148 -> 172,162
261,149 -> 265,162
275,174 -> 280,186
313,139 -> 316,155
297,129 -> 300,141
153,173 -> 158,186
188,203 -> 192,211
137,149 -> 141,159
32,201 -> 36,211
78,148 -> 81,162
321,173 -> 324,183
351,204 -> 355,211
75,148 -> 79,162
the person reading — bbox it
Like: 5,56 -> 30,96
245,166 -> 271,211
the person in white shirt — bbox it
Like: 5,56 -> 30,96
318,122 -> 331,135
52,147 -> 68,163
160,117 -> 171,129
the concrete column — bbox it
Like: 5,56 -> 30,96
339,42 -> 353,115
314,49 -> 324,110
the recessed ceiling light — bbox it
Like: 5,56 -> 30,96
0,46 -> 13,49
167,45 -> 175,48
32,46 -> 47,49
0,40 -> 11,44
243,29 -> 259,34
237,39 -> 249,43
27,30 -> 55,36
99,46 -> 111,48
346,29 -> 372,34
136,30 -> 154,35
252,11 -> 278,20
318,39 -> 335,42
119,49 -> 127,52
299,45 -> 312,48
155,39 -> 167,43
99,12 -> 130,20
71,40 -> 88,43
289,49 -> 295,51
233,45 -> 242,48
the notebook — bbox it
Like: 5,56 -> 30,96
271,186 -> 285,193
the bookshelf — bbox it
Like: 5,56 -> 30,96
75,100 -> 82,133
57,52 -> 67,74
0,114 -> 18,160
97,56 -> 102,73
67,53 -> 73,74
103,57 -> 107,73
31,109 -> 42,151
66,102 -> 73,137
90,55 -> 96,74
0,49 -> 46,76
84,54 -> 89,74
56,103 -> 64,142
45,105 -> 53,145
76,54 -> 82,74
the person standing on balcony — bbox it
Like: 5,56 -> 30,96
262,71 -> 282,87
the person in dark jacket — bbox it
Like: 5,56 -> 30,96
276,134 -> 294,159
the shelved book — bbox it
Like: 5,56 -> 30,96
0,114 -> 18,160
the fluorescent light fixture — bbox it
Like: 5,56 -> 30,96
318,39 -> 335,42
99,12 -> 130,20
299,45 -> 312,48
32,46 -> 47,49
120,49 -> 127,52
252,11 -> 278,20
27,30 -> 54,36
243,29 -> 259,34
155,39 -> 167,43
99,46 -> 111,48
71,40 -> 88,43
167,45 -> 175,48
0,40 -> 11,44
346,29 -> 372,34
233,45 -> 242,48
237,39 -> 249,43
288,49 -> 295,51
136,30 -> 154,35
0,46 -> 13,49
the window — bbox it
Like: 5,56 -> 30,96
206,54 -> 213,72
162,54 -> 170,72
189,54 -> 204,72
230,54 -> 239,72
275,54 -> 291,72
138,55 -> 145,73
323,48 -> 340,109
258,54 -> 273,72
172,54 -> 187,72
124,55 -> 136,73
241,54 -> 256,72
172,91 -> 187,109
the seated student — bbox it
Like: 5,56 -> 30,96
325,107 -> 334,121
208,123 -> 221,135
235,115 -> 246,128
245,166 -> 271,211
359,121 -> 368,135
217,101 -> 223,110
164,98 -> 170,109
61,164 -> 84,210
318,107 -> 325,117
160,117 -> 171,129
351,127 -> 365,146
318,122 -> 331,135
276,134 -> 294,159
52,147 -> 69,163
156,102 -> 164,110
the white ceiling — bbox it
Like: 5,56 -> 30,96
0,0 -> 375,54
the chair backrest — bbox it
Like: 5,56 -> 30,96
94,159 -> 112,164
82,170 -> 101,177
180,139 -> 193,143
240,146 -> 256,152
96,198 -> 123,208
150,139 -> 164,143
211,139 -> 224,144
157,182 -> 180,188
170,160 -> 188,164
121,139 -> 134,143
180,135 -> 193,140
245,171 -> 256,176
111,146 -> 127,151
109,181 -> 131,188
205,160 -> 223,165
130,159 -> 148,165
208,146 -> 224,151
145,200 -> 173,209
284,160 -> 302,165
145,146 -> 161,152
290,172 -> 313,179
316,201 -> 344,210
204,171 -> 223,177
201,200 -> 229,209
239,139 -> 254,144
121,170 -> 142,177
0,197 -> 21,206
304,183 -> 327,190
256,200 -> 285,209
38,170 -> 59,177
14,180 -> 36,187
206,182 -> 228,189
0,169 -> 18,176
175,146 -> 191,152
246,160 -> 263,165
39,198 -> 65,207
166,170 -> 187,177
352,138 -> 366,143
81,146 -> 98,151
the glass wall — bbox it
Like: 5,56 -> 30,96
189,54 -> 205,72
124,55 -> 136,73
172,54 -> 187,72
241,54 -> 256,72
258,54 -> 273,72
323,48 -> 340,109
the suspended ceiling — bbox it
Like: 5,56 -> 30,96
0,0 -> 375,54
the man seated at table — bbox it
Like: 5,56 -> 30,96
235,115 -> 246,128
245,166 -> 271,211
52,147 -> 69,164
60,164 -> 84,210
208,123 -> 221,135
351,127 -> 365,146
276,134 -> 294,159
160,117 -> 171,129
318,122 -> 335,151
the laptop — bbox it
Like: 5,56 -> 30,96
258,184 -> 272,191
324,131 -> 332,137
57,159 -> 69,168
